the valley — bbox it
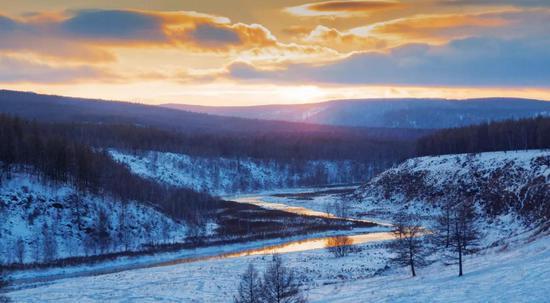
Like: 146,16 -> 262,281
0,92 -> 549,303
4,184 -> 549,302
1,2 -> 550,301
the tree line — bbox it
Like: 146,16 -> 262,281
39,122 -> 414,162
417,116 -> 550,156
0,115 -> 219,224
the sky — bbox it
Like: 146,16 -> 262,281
1,0 -> 550,106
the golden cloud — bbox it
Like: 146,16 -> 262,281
352,11 -> 511,45
303,25 -> 388,52
286,0 -> 404,17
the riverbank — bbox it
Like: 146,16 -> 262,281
5,189 -> 389,291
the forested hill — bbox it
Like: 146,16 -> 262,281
0,115 -> 218,223
0,90 -> 425,138
417,116 -> 550,156
165,98 -> 550,129
0,115 -> 223,266
0,90 -> 426,163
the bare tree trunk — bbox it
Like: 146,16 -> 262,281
458,240 -> 463,277
409,248 -> 416,277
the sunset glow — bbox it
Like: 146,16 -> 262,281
1,0 -> 549,105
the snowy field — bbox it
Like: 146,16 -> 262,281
5,189 -> 549,303
6,229 -> 549,303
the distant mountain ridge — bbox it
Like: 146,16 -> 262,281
0,90 -> 425,140
163,98 -> 550,129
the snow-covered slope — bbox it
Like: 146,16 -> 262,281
109,150 -> 370,195
0,171 -> 188,265
7,222 -> 549,302
351,150 -> 550,242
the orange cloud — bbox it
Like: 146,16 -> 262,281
286,0 -> 404,17
352,11 -> 511,45
304,25 -> 388,52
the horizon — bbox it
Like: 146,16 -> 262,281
1,1 -> 550,105
3,89 -> 550,108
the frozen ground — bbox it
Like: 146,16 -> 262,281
5,189 -> 549,303
6,237 -> 391,302
6,228 -> 548,303
309,231 -> 550,303
5,150 -> 550,302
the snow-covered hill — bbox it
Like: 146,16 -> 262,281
351,150 -> 550,243
0,171 -> 188,265
109,150 -> 371,195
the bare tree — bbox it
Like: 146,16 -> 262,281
117,204 -> 130,252
326,236 -> 354,258
96,208 -> 112,254
42,222 -> 57,263
325,200 -> 350,219
446,201 -> 480,277
389,213 -> 428,277
261,254 -> 306,303
15,238 -> 25,264
434,201 -> 453,249
234,263 -> 262,303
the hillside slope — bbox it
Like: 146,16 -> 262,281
0,90 -> 422,138
350,150 -> 550,243
164,98 -> 550,129
0,171 -> 189,265
109,150 -> 376,194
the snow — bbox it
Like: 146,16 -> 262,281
309,232 -> 550,303
6,223 -> 549,302
6,234 -> 392,302
352,150 -> 550,245
109,150 -> 368,195
4,150 -> 549,302
0,170 -> 188,265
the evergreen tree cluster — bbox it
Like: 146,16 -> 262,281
417,116 -> 550,156
41,122 -> 412,162
0,115 -> 218,224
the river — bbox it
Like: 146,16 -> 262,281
10,189 -> 393,289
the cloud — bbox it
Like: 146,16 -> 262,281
303,25 -> 388,52
227,37 -> 550,87
0,15 -> 21,30
352,11 -> 508,45
0,14 -> 117,62
286,0 -> 403,17
0,55 -> 109,83
349,9 -> 550,46
60,10 -> 165,41
0,10 -> 288,60
188,23 -> 241,46
439,0 -> 550,7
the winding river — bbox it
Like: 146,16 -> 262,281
10,190 -> 394,289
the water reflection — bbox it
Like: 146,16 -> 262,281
231,196 -> 393,227
150,231 -> 395,269
232,196 -> 336,218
